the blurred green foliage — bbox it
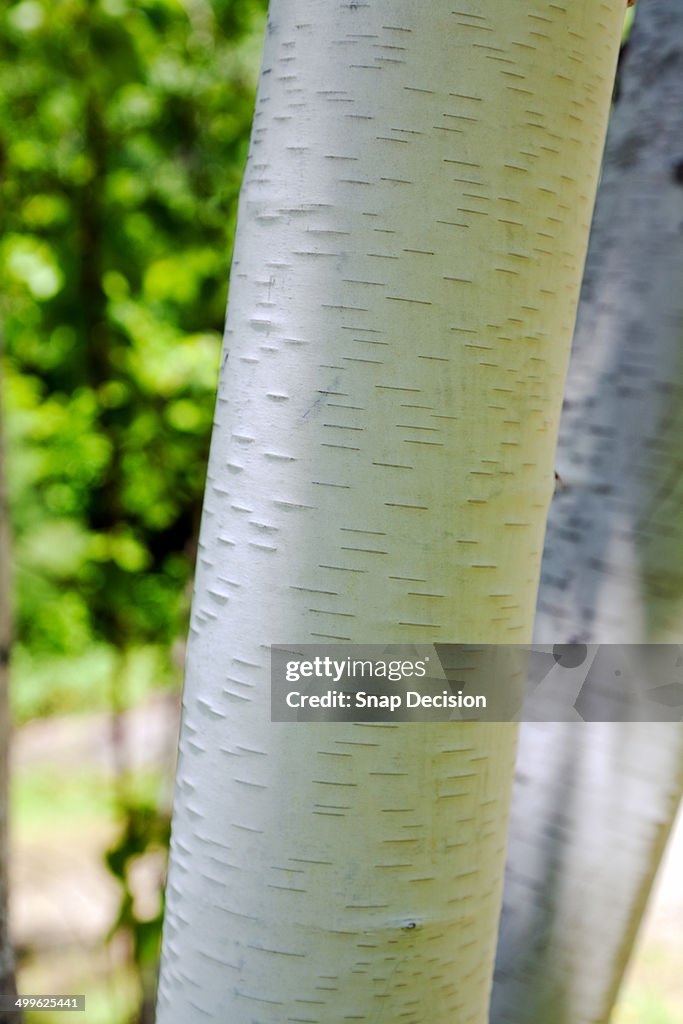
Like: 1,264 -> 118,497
0,0 -> 267,718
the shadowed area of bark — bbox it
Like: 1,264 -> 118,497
492,3 -> 683,1021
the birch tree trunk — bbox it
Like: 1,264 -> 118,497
156,3 -> 624,1021
492,3 -> 683,1021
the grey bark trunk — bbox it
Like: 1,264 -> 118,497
492,3 -> 683,1022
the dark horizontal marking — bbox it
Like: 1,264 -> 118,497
386,295 -> 432,305
342,356 -> 384,364
443,276 -> 473,284
389,127 -> 424,136
384,502 -> 427,510
417,355 -> 449,361
234,992 -> 284,1006
288,856 -> 334,864
312,779 -> 358,787
340,527 -> 386,535
310,609 -> 356,618
375,385 -> 421,392
380,177 -> 412,184
323,423 -> 363,431
436,219 -> 468,228
449,92 -> 482,101
248,946 -> 306,958
312,481 -> 351,488
454,22 -> 493,31
290,585 -> 338,595
402,621 -> 440,628
341,325 -> 383,333
403,439 -> 445,446
318,564 -> 367,572
396,423 -> 439,431
340,547 -> 388,555
319,443 -> 361,451
451,10 -> 487,20
403,248 -> 434,255
310,634 -> 352,642
342,278 -> 386,286
372,461 -> 413,470
407,591 -> 445,598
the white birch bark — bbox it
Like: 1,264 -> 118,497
492,3 -> 683,1021
156,3 -> 624,1021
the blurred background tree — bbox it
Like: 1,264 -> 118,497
0,0 -> 266,1020
1,0 -> 266,716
